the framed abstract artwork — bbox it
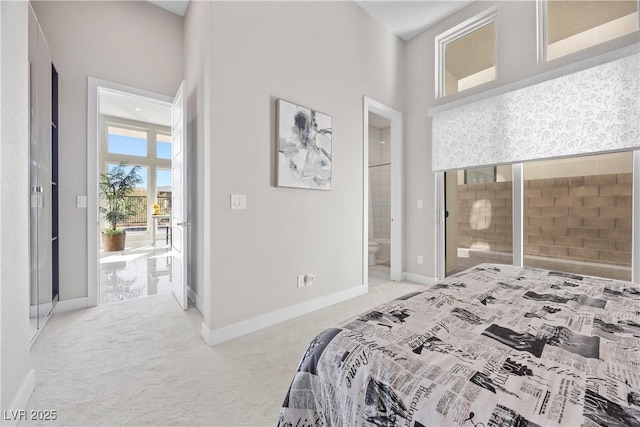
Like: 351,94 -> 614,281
276,99 -> 332,190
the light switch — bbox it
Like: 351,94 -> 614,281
230,194 -> 247,210
77,195 -> 87,208
417,199 -> 424,209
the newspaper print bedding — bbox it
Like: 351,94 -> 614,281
278,264 -> 640,427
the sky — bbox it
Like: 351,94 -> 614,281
107,134 -> 172,188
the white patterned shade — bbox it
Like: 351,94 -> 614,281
432,52 -> 640,172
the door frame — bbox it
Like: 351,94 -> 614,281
87,77 -> 173,307
363,97 -> 404,285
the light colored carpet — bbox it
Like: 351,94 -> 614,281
24,280 -> 425,426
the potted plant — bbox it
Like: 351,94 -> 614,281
99,163 -> 143,252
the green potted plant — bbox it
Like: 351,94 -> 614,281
99,162 -> 143,252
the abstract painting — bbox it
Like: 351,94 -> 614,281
277,99 -> 332,190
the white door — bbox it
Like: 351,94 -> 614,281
171,81 -> 188,309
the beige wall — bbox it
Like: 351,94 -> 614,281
30,1 -> 184,301
198,1 -> 405,329
1,0 -> 32,413
404,0 -> 639,279
184,0 -> 208,306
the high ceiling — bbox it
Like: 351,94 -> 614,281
148,0 -> 189,16
354,0 -> 475,41
148,0 -> 475,42
99,90 -> 171,127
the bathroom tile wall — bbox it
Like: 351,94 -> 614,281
369,126 -> 391,241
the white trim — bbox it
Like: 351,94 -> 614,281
403,273 -> 436,286
429,43 -> 639,117
362,102 -> 369,289
363,97 -> 403,283
53,297 -> 88,313
2,369 -> 35,427
201,285 -> 368,346
512,164 -> 524,267
87,77 -> 172,307
536,0 -> 548,64
633,150 -> 640,283
187,287 -> 204,315
435,172 -> 446,280
435,6 -> 497,98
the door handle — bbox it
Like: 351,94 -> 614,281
176,221 -> 191,227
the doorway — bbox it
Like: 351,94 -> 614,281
363,97 -> 403,287
87,78 -> 189,309
98,91 -> 173,303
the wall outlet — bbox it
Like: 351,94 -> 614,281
304,274 -> 315,286
297,275 -> 306,288
417,255 -> 423,264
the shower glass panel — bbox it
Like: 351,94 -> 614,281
445,165 -> 513,276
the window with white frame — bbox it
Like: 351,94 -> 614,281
101,117 -> 172,234
436,8 -> 497,98
540,0 -> 639,62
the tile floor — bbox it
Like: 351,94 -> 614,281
99,243 -> 173,304
100,248 -> 395,304
369,263 -> 391,288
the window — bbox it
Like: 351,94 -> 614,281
155,168 -> 172,215
542,0 -> 638,61
107,126 -> 147,157
156,133 -> 172,160
106,163 -> 149,232
523,152 -> 632,280
436,9 -> 497,98
101,116 -> 172,238
445,165 -> 513,276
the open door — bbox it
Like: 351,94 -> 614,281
171,81 -> 188,309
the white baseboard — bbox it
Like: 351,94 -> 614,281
2,369 -> 35,427
53,297 -> 88,313
201,284 -> 368,346
403,272 -> 436,286
187,287 -> 204,314
29,302 -> 52,318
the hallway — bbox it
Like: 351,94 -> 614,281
100,244 -> 172,304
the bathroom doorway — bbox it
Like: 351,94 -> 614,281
363,97 -> 403,288
368,112 -> 392,286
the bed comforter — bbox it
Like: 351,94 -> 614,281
278,264 -> 640,427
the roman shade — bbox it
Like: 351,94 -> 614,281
431,47 -> 640,172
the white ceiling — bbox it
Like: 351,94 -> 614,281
148,0 -> 189,16
99,90 -> 171,127
355,0 -> 475,41
369,112 -> 391,129
147,0 -> 474,42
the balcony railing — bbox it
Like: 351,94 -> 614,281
115,195 -> 172,229
118,195 -> 147,227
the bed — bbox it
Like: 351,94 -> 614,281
277,264 -> 640,427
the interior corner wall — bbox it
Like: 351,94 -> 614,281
404,0 -> 640,279
29,1 -> 184,302
204,1 -> 405,330
0,0 -> 31,413
184,0 -> 208,307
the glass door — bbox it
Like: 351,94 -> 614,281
445,165 -> 513,276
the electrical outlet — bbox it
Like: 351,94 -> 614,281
417,255 -> 423,264
297,275 -> 306,288
304,274 -> 315,286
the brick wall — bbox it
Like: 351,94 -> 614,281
457,181 -> 513,252
457,173 -> 632,266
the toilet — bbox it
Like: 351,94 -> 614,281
368,241 -> 380,266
